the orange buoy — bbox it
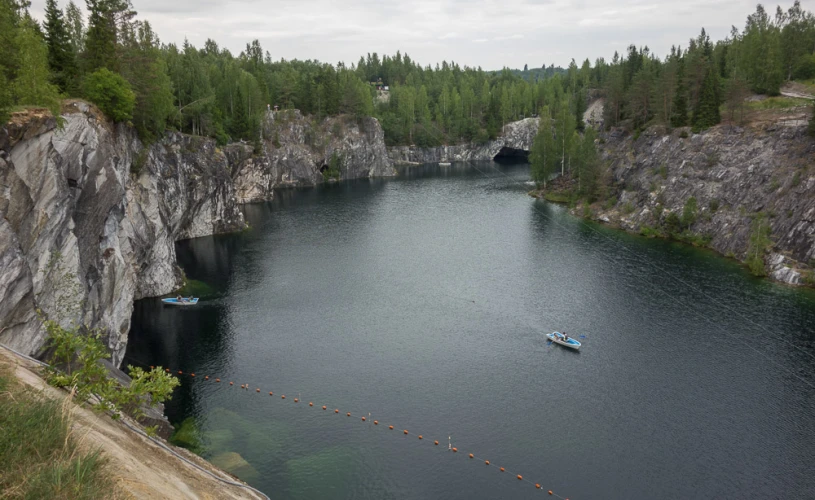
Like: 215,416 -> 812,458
150,365 -> 155,369
240,384 -> 244,389
434,440 -> 439,445
469,453 -> 474,459
229,382 -> 234,385
485,460 -> 490,465
361,417 -> 366,421
256,388 -> 260,392
165,369 -> 169,373
517,475 -> 522,481
269,392 -> 273,396
216,378 -> 221,382
535,484 -> 541,489
500,467 -> 505,472
309,402 -> 313,406
403,430 -> 408,435
548,491 -> 553,496
335,409 -> 339,413
373,420 -> 378,425
322,406 -> 327,410
452,447 -> 457,453
281,395 -> 286,399
178,370 -> 182,374
191,373 -> 195,377
294,398 -> 299,403
389,425 -> 394,430
418,435 -> 423,440
205,376 -> 209,380
347,412 -> 351,417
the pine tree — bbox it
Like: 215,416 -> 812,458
44,0 -> 77,93
530,106 -> 556,188
670,60 -> 688,127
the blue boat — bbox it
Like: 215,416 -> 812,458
161,297 -> 199,306
546,331 -> 581,350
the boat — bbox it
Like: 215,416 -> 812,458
546,331 -> 581,350
439,161 -> 451,166
162,297 -> 199,306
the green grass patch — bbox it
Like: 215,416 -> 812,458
176,279 -> 216,299
746,96 -> 809,110
543,191 -> 572,204
0,365 -> 115,499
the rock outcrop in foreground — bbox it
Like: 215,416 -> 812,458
595,123 -> 815,284
387,117 -> 539,164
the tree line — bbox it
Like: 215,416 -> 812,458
1,0 -> 813,155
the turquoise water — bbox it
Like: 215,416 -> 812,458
126,163 -> 815,499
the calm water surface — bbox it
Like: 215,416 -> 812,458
125,163 -> 815,499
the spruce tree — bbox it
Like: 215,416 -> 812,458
44,0 -> 77,93
670,60 -> 688,127
83,0 -> 118,72
65,1 -> 85,54
691,67 -> 721,132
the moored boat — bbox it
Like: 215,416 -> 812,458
546,331 -> 581,350
162,297 -> 199,306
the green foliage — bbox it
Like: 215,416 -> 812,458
0,366 -> 114,498
691,68 -> 721,132
792,170 -> 802,187
681,196 -> 698,228
322,151 -> 344,181
169,417 -> 204,454
622,202 -> 635,214
131,147 -> 147,176
746,213 -> 772,276
83,68 -> 135,122
604,196 -> 618,210
709,198 -> 720,212
44,0 -> 78,94
12,17 -> 62,117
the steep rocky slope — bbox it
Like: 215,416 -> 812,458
0,102 -> 246,365
594,122 -> 815,284
232,110 -> 396,202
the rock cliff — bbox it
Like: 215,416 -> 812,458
594,123 -> 815,284
232,110 -> 396,202
0,102 -> 246,365
387,117 -> 539,164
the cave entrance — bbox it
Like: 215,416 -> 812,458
319,164 -> 329,173
493,146 -> 529,164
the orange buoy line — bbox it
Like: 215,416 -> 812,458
144,363 -> 570,499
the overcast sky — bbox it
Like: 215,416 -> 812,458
30,0 -> 774,69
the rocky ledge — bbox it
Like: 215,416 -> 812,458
232,110 -> 396,202
592,123 -> 815,285
387,117 -> 539,164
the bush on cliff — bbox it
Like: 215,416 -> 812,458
83,68 -> 135,122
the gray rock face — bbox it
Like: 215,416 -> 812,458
595,123 -> 815,283
387,118 -> 539,164
232,110 -> 396,202
0,103 -> 245,365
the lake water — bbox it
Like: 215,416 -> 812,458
125,162 -> 815,499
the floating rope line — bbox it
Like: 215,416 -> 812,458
138,361 -> 571,498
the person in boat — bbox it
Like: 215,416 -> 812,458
177,295 -> 186,302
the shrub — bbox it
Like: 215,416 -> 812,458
622,202 -> 635,215
709,198 -> 720,212
681,196 -> 698,228
794,54 -> 815,80
745,214 -> 772,276
83,68 -> 135,122
792,170 -> 802,187
679,130 -> 689,139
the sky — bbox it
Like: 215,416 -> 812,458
30,0 -> 777,69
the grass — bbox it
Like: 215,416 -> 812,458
0,363 -> 115,499
543,191 -> 572,203
746,96 -> 810,110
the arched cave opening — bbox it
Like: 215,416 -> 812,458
493,146 -> 529,164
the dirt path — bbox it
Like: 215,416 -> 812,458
1,347 -> 266,500
781,82 -> 815,100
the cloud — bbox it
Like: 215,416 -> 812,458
28,0 -> 764,69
